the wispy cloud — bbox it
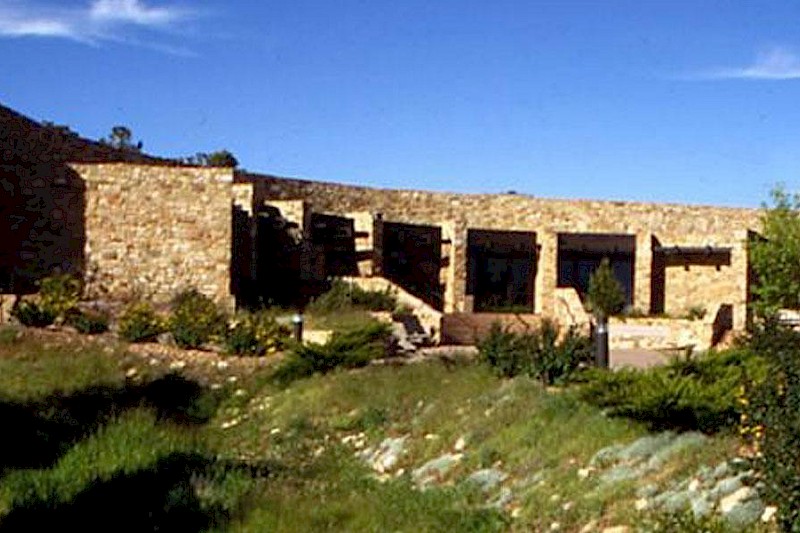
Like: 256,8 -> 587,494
0,0 -> 196,53
694,47 -> 800,80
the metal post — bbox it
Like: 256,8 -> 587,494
595,317 -> 609,368
292,313 -> 304,343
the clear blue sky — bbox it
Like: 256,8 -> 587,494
2,0 -> 800,207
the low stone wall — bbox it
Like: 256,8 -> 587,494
441,313 -> 543,345
609,316 -> 714,352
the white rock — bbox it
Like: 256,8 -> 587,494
579,521 -> 599,533
688,478 -> 701,492
578,467 -> 594,479
125,367 -> 138,377
720,487 -> 757,514
561,501 -> 574,511
270,427 -> 281,435
761,505 -> 778,522
454,436 -> 466,451
635,498 -> 649,511
220,418 -> 240,429
424,433 -> 439,440
169,360 -> 186,370
549,522 -> 561,531
216,360 -> 229,370
601,527 -> 630,533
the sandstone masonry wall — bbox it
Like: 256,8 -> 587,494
74,163 -> 234,306
242,173 -> 762,328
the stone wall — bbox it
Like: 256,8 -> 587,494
241,172 -> 761,329
73,163 -> 234,306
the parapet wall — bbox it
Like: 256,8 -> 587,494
242,173 -> 761,237
73,163 -> 234,306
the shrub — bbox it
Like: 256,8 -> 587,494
308,279 -> 397,313
169,289 -> 227,349
743,321 -> 800,530
273,321 -> 394,384
65,308 -> 110,335
118,302 -> 165,343
11,300 -> 56,327
477,323 -> 524,378
577,349 -> 768,433
586,258 -> 625,320
685,305 -> 707,321
38,273 -> 82,322
224,311 -> 291,356
477,319 -> 592,385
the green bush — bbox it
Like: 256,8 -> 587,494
273,321 -> 394,384
586,258 -> 625,320
11,300 -> 56,327
118,302 -> 165,343
65,308 -> 110,334
224,311 -> 291,356
308,279 -> 397,313
477,319 -> 592,385
38,273 -> 82,322
744,321 -> 800,530
578,349 -> 768,433
169,289 -> 227,349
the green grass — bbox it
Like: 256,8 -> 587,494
303,308 -> 381,332
0,332 -> 760,531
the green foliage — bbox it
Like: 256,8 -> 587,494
750,186 -> 800,316
272,321 -> 394,384
685,305 -> 707,321
38,273 -> 82,322
224,311 -> 291,356
744,321 -> 800,530
578,349 -> 768,433
169,289 -> 227,349
307,279 -> 397,313
11,300 -> 56,327
101,125 -> 142,152
477,319 -> 592,385
65,308 -> 110,334
586,258 -> 625,320
118,302 -> 165,343
185,150 -> 239,168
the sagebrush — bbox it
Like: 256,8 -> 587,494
477,319 -> 592,385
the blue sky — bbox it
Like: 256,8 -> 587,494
2,0 -> 800,207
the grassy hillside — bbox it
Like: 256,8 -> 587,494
0,326 -> 767,531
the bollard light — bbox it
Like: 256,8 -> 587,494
292,313 -> 304,343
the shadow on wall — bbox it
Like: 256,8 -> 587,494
231,205 -> 331,309
0,163 -> 86,295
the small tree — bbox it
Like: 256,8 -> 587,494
183,150 -> 239,168
101,125 -> 143,152
586,258 -> 625,368
586,258 -> 625,321
750,186 -> 800,317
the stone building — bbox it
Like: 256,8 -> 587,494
0,103 -> 763,348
